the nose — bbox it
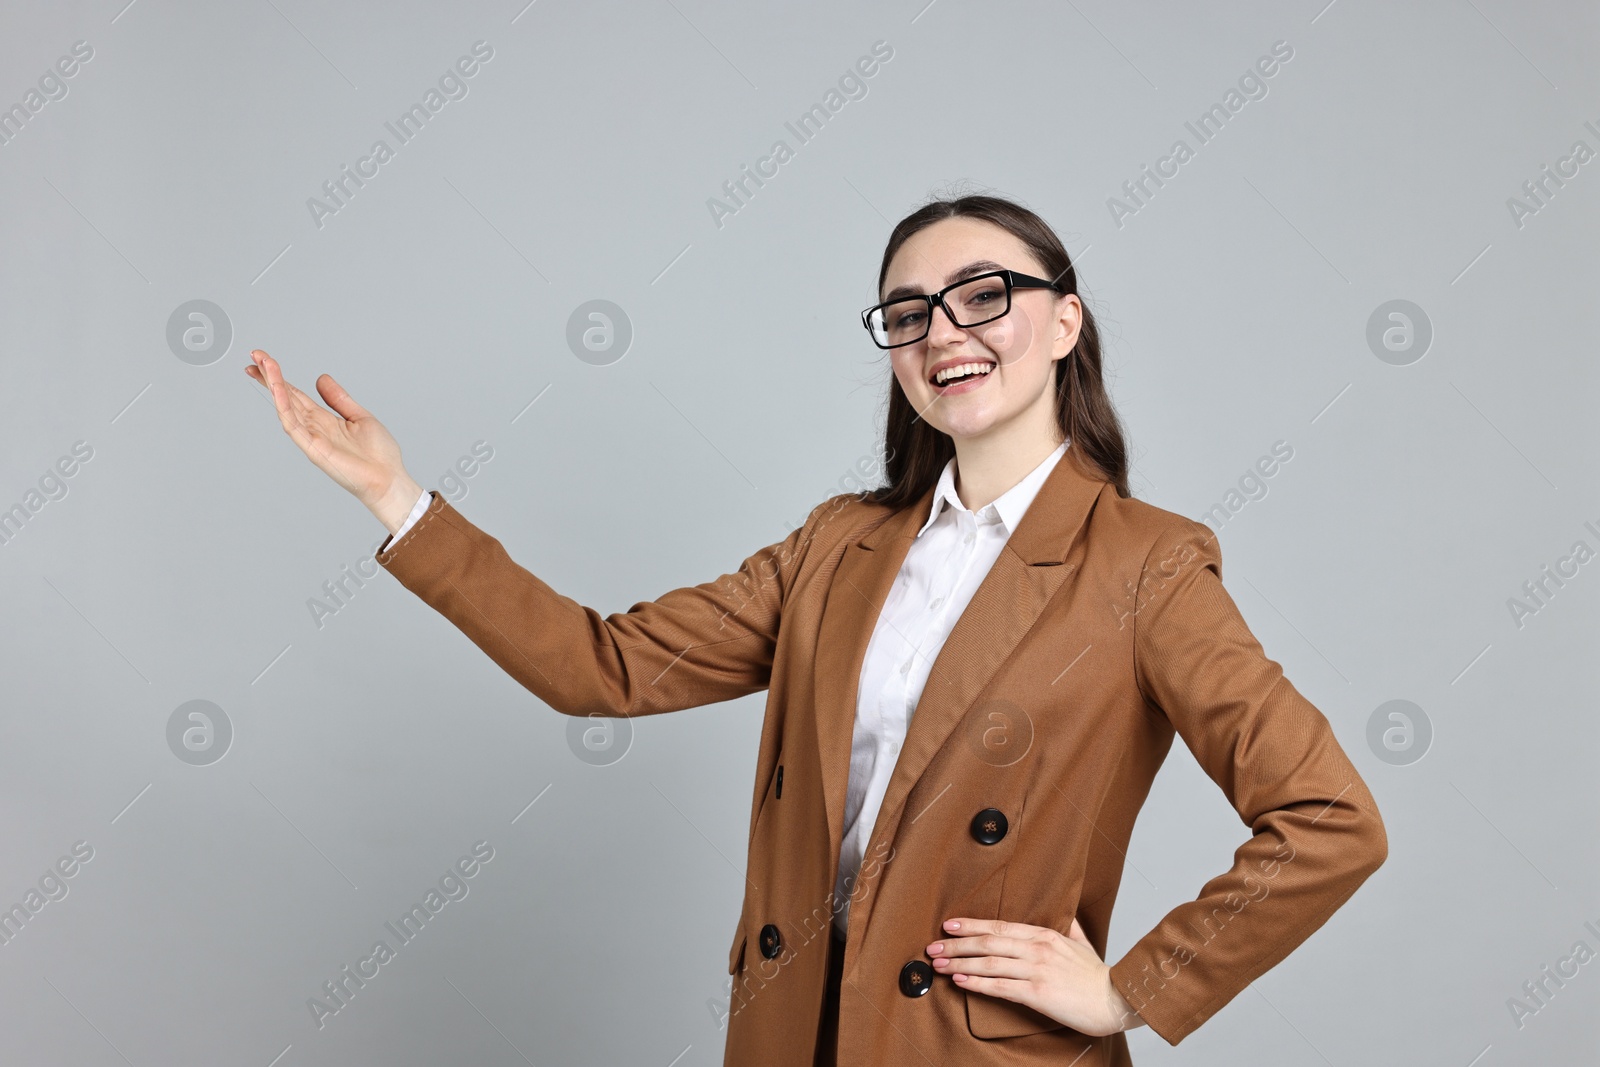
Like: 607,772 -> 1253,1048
925,297 -> 966,345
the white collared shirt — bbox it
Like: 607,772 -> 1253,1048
831,439 -> 1067,936
384,439 -> 1071,939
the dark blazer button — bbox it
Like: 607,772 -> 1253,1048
758,923 -> 783,960
899,959 -> 934,997
970,807 -> 1009,845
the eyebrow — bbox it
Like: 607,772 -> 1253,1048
881,259 -> 1006,303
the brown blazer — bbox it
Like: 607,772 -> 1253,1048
374,445 -> 1387,1066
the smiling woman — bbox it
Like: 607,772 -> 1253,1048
246,190 -> 1385,1067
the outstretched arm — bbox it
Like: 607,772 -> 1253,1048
246,346 -> 828,718
373,489 -> 830,718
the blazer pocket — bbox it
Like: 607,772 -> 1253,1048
964,890 -> 1081,1040
964,989 -> 1069,1039
727,929 -> 747,976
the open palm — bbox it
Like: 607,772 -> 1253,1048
245,349 -> 420,527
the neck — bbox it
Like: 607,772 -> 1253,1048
951,415 -> 1066,513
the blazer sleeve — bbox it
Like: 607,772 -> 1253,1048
1106,518 -> 1388,1045
374,490 -> 833,717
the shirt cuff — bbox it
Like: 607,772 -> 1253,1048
390,487 -> 433,544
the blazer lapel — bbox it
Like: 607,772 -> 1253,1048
844,446 -> 1108,942
812,485 -> 934,881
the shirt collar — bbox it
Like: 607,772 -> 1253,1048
915,439 -> 1069,539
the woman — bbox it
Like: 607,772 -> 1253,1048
246,194 -> 1386,1066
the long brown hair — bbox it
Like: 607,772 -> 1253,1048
861,194 -> 1130,508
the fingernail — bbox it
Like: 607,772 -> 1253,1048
944,920 -> 960,931
927,943 -> 942,954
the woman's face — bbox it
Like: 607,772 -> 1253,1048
880,217 -> 1081,444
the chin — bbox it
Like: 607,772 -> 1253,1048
929,410 -> 1005,440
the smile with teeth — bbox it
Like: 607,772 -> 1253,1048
932,361 -> 995,386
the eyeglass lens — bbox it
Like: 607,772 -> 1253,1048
867,275 -> 1010,347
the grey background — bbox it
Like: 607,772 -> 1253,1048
0,0 -> 1595,1064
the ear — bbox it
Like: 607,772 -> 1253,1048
1050,293 -> 1083,363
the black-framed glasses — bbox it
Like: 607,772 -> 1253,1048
860,270 -> 1063,349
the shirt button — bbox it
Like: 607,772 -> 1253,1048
929,597 -> 942,610
963,532 -> 974,545
900,658 -> 913,675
